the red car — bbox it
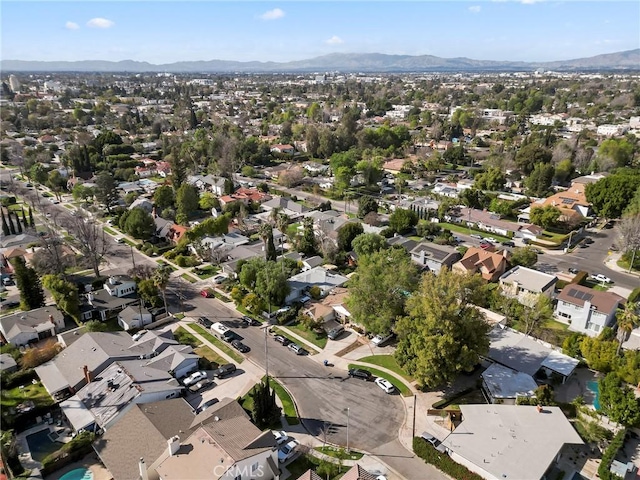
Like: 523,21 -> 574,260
200,289 -> 215,298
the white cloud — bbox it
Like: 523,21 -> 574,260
259,8 -> 285,21
468,5 -> 481,13
86,17 -> 115,29
325,35 -> 344,45
65,21 -> 80,30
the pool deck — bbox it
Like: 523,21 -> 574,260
44,452 -> 112,480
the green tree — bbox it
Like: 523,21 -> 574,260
239,258 -> 264,291
554,159 -> 575,185
137,278 -> 162,308
509,246 -> 538,268
459,188 -> 488,210
11,257 -> 45,310
29,163 -> 49,185
358,196 -> 378,219
153,266 -> 171,314
84,320 -> 108,332
389,208 -> 418,235
598,373 -> 640,426
515,142 -> 552,175
249,379 -> 281,430
525,163 -> 555,197
47,170 -> 67,201
42,275 -> 80,323
395,269 -> 490,388
346,248 -> 419,334
351,233 -> 388,258
598,138 -> 634,168
255,261 -> 290,309
153,185 -> 175,211
94,172 -> 119,214
72,183 -> 95,203
185,214 -> 230,241
530,205 -> 561,229
121,207 -> 155,239
580,336 -> 618,372
175,183 -> 199,222
474,167 -> 506,191
1,211 -> 9,237
615,302 -> 639,354
296,217 -> 318,256
337,222 -> 364,252
199,192 -> 220,211
586,171 -> 640,219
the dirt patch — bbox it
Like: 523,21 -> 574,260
335,337 -> 367,357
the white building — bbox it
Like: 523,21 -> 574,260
596,124 -> 629,137
555,284 -> 624,337
498,266 -> 557,307
104,275 -> 137,298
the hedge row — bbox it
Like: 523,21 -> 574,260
41,432 -> 95,477
597,428 -> 626,480
413,437 -> 484,480
0,368 -> 37,390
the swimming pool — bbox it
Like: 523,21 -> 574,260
59,468 -> 94,480
25,429 -> 59,463
587,380 -> 601,411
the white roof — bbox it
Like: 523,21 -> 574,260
540,350 -> 579,377
482,363 -> 538,400
442,405 -> 583,480
60,395 -> 95,431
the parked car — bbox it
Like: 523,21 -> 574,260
275,306 -> 291,316
479,242 -> 492,250
501,241 -> 515,247
200,289 -> 215,298
0,300 -> 19,310
287,343 -> 305,355
274,335 -> 290,346
483,237 -> 498,244
278,440 -> 299,463
231,340 -> 250,353
327,325 -> 345,340
198,316 -> 213,328
272,430 -> 288,445
568,267 -> 579,274
590,274 -> 612,284
212,363 -> 236,378
348,368 -> 373,381
470,234 -> 483,240
183,371 -> 208,386
421,432 -> 447,453
188,379 -> 214,394
584,238 -> 594,244
116,238 -> 125,244
374,377 -> 395,394
241,315 -> 260,327
371,333 -> 394,347
195,398 -> 219,414
212,275 -> 226,285
131,330 -> 148,341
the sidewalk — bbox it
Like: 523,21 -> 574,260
604,251 -> 640,278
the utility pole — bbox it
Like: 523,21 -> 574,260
131,245 -> 145,320
345,407 -> 350,453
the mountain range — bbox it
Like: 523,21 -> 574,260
2,49 -> 639,73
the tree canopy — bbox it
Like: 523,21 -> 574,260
388,208 -> 418,235
120,207 -> 155,239
11,257 -> 45,311
530,205 -> 561,229
351,233 -> 388,258
586,170 -> 640,219
337,222 -> 364,252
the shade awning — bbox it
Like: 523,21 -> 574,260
60,395 -> 95,431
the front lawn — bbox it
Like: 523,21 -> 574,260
192,265 -> 218,280
356,355 -> 413,381
180,273 -> 198,283
239,375 -> 299,426
1,382 -> 54,410
286,323 -> 328,350
174,327 -> 200,348
284,454 -> 346,480
102,226 -> 118,236
315,445 -> 364,460
194,346 -> 225,368
347,363 -> 413,397
188,324 -> 244,363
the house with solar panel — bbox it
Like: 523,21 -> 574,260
555,284 -> 624,337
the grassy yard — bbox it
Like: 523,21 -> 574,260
436,222 -> 511,243
285,454 -> 347,480
174,327 -> 200,348
156,260 -> 177,272
192,265 -> 218,280
180,273 -> 198,284
188,324 -> 244,363
541,230 -> 568,244
102,226 -> 118,235
271,327 -> 319,355
348,363 -> 413,397
194,346 -> 226,368
356,355 -> 413,381
286,323 -> 328,350
315,445 -> 364,460
123,238 -> 136,247
102,317 -> 124,332
1,382 -> 54,410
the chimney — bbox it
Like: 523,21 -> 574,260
139,458 -> 149,480
152,206 -> 157,218
536,404 -> 543,413
168,435 -> 180,456
49,314 -> 55,325
83,365 -> 92,384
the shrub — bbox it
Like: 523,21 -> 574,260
41,432 -> 95,477
597,429 -> 626,480
413,437 -> 484,480
572,271 -> 589,286
628,287 -> 640,303
0,368 -> 37,390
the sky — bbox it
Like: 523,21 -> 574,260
1,1 -> 639,64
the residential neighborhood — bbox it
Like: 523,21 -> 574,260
0,62 -> 639,480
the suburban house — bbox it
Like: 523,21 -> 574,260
0,307 -> 65,346
480,363 -> 538,404
219,188 -> 271,208
487,325 -> 579,384
220,242 -> 270,276
303,287 -> 351,324
387,235 -> 419,254
60,359 -> 183,432
453,247 -> 509,282
270,143 -> 295,154
298,465 -> 379,480
450,208 -> 521,237
534,181 -> 592,224
104,275 -> 137,297
0,352 -> 18,373
304,210 -> 355,241
152,398 -> 280,480
409,242 -> 461,273
555,284 -> 624,337
79,275 -> 140,322
499,266 -> 558,306
261,196 -> 310,219
128,197 -> 154,213
286,267 -> 349,304
440,405 -> 583,480
187,174 -> 227,195
301,255 -> 324,271
117,306 -> 153,331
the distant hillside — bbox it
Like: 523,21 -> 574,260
2,49 -> 639,73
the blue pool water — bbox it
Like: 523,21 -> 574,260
25,429 -> 59,463
587,380 -> 601,410
59,468 -> 94,480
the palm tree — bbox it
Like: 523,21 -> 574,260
259,223 -> 276,261
616,302 -> 639,354
153,265 -> 171,315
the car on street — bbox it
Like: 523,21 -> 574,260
241,315 -> 260,327
274,335 -> 290,346
371,333 -> 393,347
212,275 -> 226,284
231,340 -> 250,353
278,440 -> 299,463
272,430 -> 288,445
287,343 -> 305,355
348,368 -> 374,381
198,316 -> 213,328
200,288 -> 215,298
590,274 -> 612,284
188,379 -> 214,394
421,432 -> 447,453
327,325 -> 345,340
479,242 -> 492,250
212,363 -> 237,378
501,241 -> 515,247
584,238 -> 594,244
483,237 -> 497,244
374,377 -> 395,394
183,371 -> 207,386
568,268 -> 580,274
195,398 -> 219,414
470,234 -> 483,240
115,237 -> 125,244
1,300 -> 20,310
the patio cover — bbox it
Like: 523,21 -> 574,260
60,395 -> 95,431
540,350 -> 579,378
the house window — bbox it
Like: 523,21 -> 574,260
558,312 -> 571,320
251,462 -> 259,472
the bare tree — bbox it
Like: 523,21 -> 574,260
127,264 -> 156,281
31,235 -> 74,276
616,214 -> 640,269
70,214 -> 112,278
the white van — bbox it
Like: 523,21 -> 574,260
211,322 -> 235,342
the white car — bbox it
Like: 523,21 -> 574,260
272,430 -> 288,445
278,440 -> 299,463
483,237 -> 497,244
374,377 -> 395,394
371,333 -> 393,347
591,274 -> 612,284
183,370 -> 207,386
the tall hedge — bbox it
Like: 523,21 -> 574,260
597,429 -> 626,480
413,437 -> 484,480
